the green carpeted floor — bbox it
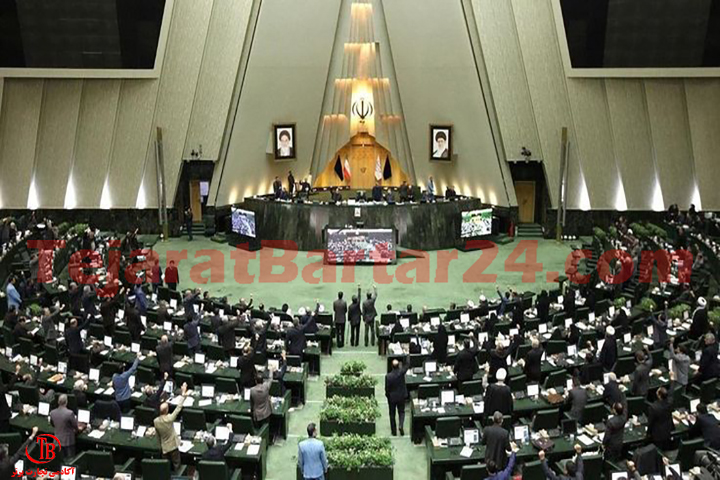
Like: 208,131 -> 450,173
150,237 -> 574,480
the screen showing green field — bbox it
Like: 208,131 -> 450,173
461,209 -> 492,238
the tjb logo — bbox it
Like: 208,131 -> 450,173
26,434 -> 61,464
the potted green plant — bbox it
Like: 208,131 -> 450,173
339,361 -> 367,376
325,373 -> 377,398
638,297 -> 657,313
297,435 -> 394,480
320,396 -> 379,436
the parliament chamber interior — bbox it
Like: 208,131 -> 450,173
1,1 -> 720,480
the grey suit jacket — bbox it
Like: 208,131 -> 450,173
333,299 -> 347,324
50,406 -> 78,447
250,379 -> 272,422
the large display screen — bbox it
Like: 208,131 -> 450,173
231,207 -> 256,238
559,0 -> 720,68
0,0 -> 167,69
326,228 -> 395,265
461,209 -> 492,238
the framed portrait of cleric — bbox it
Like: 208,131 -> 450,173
430,125 -> 452,161
273,124 -> 296,160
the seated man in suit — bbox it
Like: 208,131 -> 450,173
202,423 -> 235,463
688,403 -> 720,449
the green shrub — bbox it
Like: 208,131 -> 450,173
709,309 -> 720,331
614,297 -> 627,308
638,297 -> 657,313
68,223 -> 89,237
339,361 -> 367,376
608,226 -> 618,239
27,304 -> 42,317
325,435 -> 394,470
320,396 -> 379,424
593,227 -> 607,242
629,222 -> 650,239
57,222 -> 72,236
325,373 -> 377,389
646,223 -> 668,240
668,303 -> 690,320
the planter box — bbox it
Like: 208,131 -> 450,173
326,385 -> 375,398
320,419 -> 376,436
298,466 -> 393,480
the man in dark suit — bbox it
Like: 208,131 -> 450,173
485,368 -> 513,416
565,377 -> 588,422
524,338 -> 544,383
688,403 -> 720,449
218,315 -> 241,354
454,340 -> 478,384
333,292 -> 347,348
372,182 -> 383,202
647,387 -> 674,449
362,285 -> 378,347
287,171 -> 296,195
482,411 -> 510,469
202,423 -> 234,463
143,373 -> 168,412
398,181 -> 409,202
630,348 -> 653,397
0,426 -> 38,479
348,286 -> 362,347
156,335 -> 174,377
536,291 -> 550,322
286,318 -> 307,356
183,315 -> 201,354
599,326 -> 618,371
209,309 -> 223,333
65,317 -> 91,355
50,395 -> 82,458
602,372 -> 626,410
698,333 -> 720,382
602,403 -> 626,461
273,176 -> 283,198
689,297 -> 709,340
237,346 -> 256,391
385,359 -> 408,436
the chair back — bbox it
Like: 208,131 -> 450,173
142,459 -> 172,480
583,454 -> 604,480
228,414 -> 255,434
141,335 -> 158,351
86,450 -> 116,477
435,416 -> 461,439
134,405 -> 157,426
176,372 -> 194,390
173,341 -> 189,357
136,366 -> 155,386
626,396 -> 645,417
287,355 -> 302,367
18,384 -> 39,405
509,374 -> 526,392
531,408 -> 560,431
613,356 -> 635,377
459,380 -> 483,397
581,402 -> 607,425
0,433 -> 22,453
216,377 -> 239,395
677,437 -> 705,470
69,353 -> 90,373
544,370 -> 566,389
522,460 -> 545,480
182,408 -> 207,431
100,361 -> 123,379
546,340 -> 566,356
115,330 -> 132,347
207,344 -> 226,361
44,343 -> 59,365
18,337 -> 35,357
197,461 -> 230,480
461,464 -> 487,480
418,384 -> 439,400
699,378 -> 718,404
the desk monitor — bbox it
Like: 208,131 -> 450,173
215,425 -> 230,441
440,390 -> 455,405
431,317 -> 440,326
527,384 -> 540,397
514,425 -> 529,443
424,361 -> 437,375
562,418 -> 577,435
194,353 -> 206,364
164,381 -> 174,394
78,409 -> 90,424
690,398 -> 700,413
666,465 -> 681,479
567,345 -> 577,357
89,368 -> 100,382
460,313 -> 470,323
120,416 -> 134,431
463,428 -> 479,445
58,361 -> 67,374
400,318 -> 410,329
173,422 -> 181,436
38,402 -> 50,416
201,385 -> 215,398
163,321 -> 172,331
447,335 -> 455,346
611,473 -> 628,480
268,359 -> 280,371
